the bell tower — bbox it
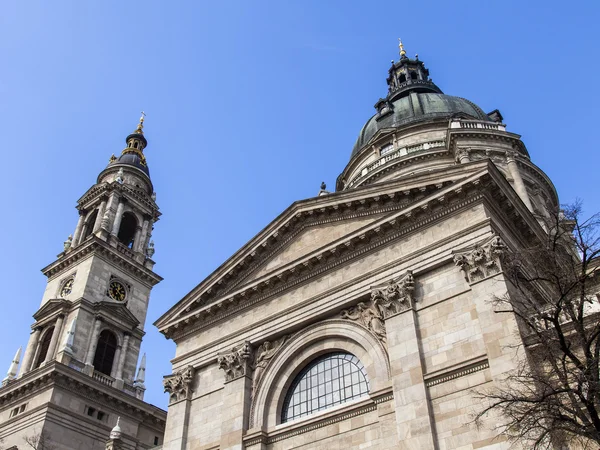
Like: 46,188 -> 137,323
0,116 -> 166,450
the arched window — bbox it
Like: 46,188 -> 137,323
82,210 -> 98,240
410,71 -> 418,80
93,330 -> 117,376
117,212 -> 137,248
399,74 -> 406,83
281,352 -> 369,423
34,327 -> 55,369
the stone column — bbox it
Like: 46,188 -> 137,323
506,151 -> 533,211
43,314 -> 65,365
115,333 -> 130,381
85,317 -> 103,370
136,219 -> 150,253
162,367 -> 195,450
386,309 -> 436,449
93,199 -> 107,233
71,211 -> 86,249
19,327 -> 42,376
455,147 -> 471,164
111,201 -> 125,236
111,345 -> 122,379
133,227 -> 142,252
217,342 -> 253,450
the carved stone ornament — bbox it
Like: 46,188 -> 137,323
252,336 -> 288,396
163,366 -> 195,403
218,341 -> 252,382
453,235 -> 506,284
341,271 -> 416,344
372,270 -> 416,316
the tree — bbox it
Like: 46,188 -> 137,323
22,430 -> 56,450
476,202 -> 600,449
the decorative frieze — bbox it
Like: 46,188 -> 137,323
252,336 -> 288,395
163,366 -> 195,403
453,235 -> 506,284
341,270 -> 415,343
218,341 -> 252,382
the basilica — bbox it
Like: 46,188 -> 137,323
0,41 -> 561,449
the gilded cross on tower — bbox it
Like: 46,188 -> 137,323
398,38 -> 406,58
135,111 -> 146,134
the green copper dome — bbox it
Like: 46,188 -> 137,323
350,48 -> 493,158
351,92 -> 491,158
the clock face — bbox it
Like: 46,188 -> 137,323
60,278 -> 74,297
108,280 -> 127,302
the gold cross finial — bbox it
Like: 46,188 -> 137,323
398,38 -> 406,58
135,111 -> 146,134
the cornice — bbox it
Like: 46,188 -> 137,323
78,182 -> 160,220
244,387 -> 392,446
161,172 -> 492,339
41,236 -> 162,286
161,161 -> 543,341
0,362 -> 166,425
223,184 -> 449,295
447,125 -> 528,157
155,162 -> 491,329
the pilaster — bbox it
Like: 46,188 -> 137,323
162,366 -> 195,450
217,342 -> 253,450
386,308 -> 436,449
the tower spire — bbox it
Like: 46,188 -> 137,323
2,347 -> 21,385
398,38 -> 406,59
134,111 -> 146,135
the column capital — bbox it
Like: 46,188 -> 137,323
217,342 -> 252,383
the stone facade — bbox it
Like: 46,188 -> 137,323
156,49 -> 558,449
0,117 -> 167,449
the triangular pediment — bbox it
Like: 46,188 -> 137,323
33,299 -> 71,322
95,301 -> 140,328
155,160 -> 530,333
238,213 -> 386,286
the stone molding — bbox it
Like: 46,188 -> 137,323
453,235 -> 507,284
78,181 -> 159,220
168,222 -> 489,367
245,388 -> 393,446
424,356 -> 490,387
163,366 -> 195,404
162,176 -> 493,340
42,236 -> 162,286
217,342 -> 252,382
0,361 -> 166,427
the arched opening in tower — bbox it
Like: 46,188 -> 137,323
34,326 -> 55,369
93,330 -> 117,376
82,209 -> 98,241
117,212 -> 138,248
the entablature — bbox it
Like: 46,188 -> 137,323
158,162 -> 542,341
42,236 -> 162,287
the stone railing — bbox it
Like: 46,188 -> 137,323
116,242 -> 135,259
92,370 -> 115,387
347,140 -> 446,188
450,119 -> 506,131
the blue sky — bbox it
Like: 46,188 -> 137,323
0,1 -> 598,410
